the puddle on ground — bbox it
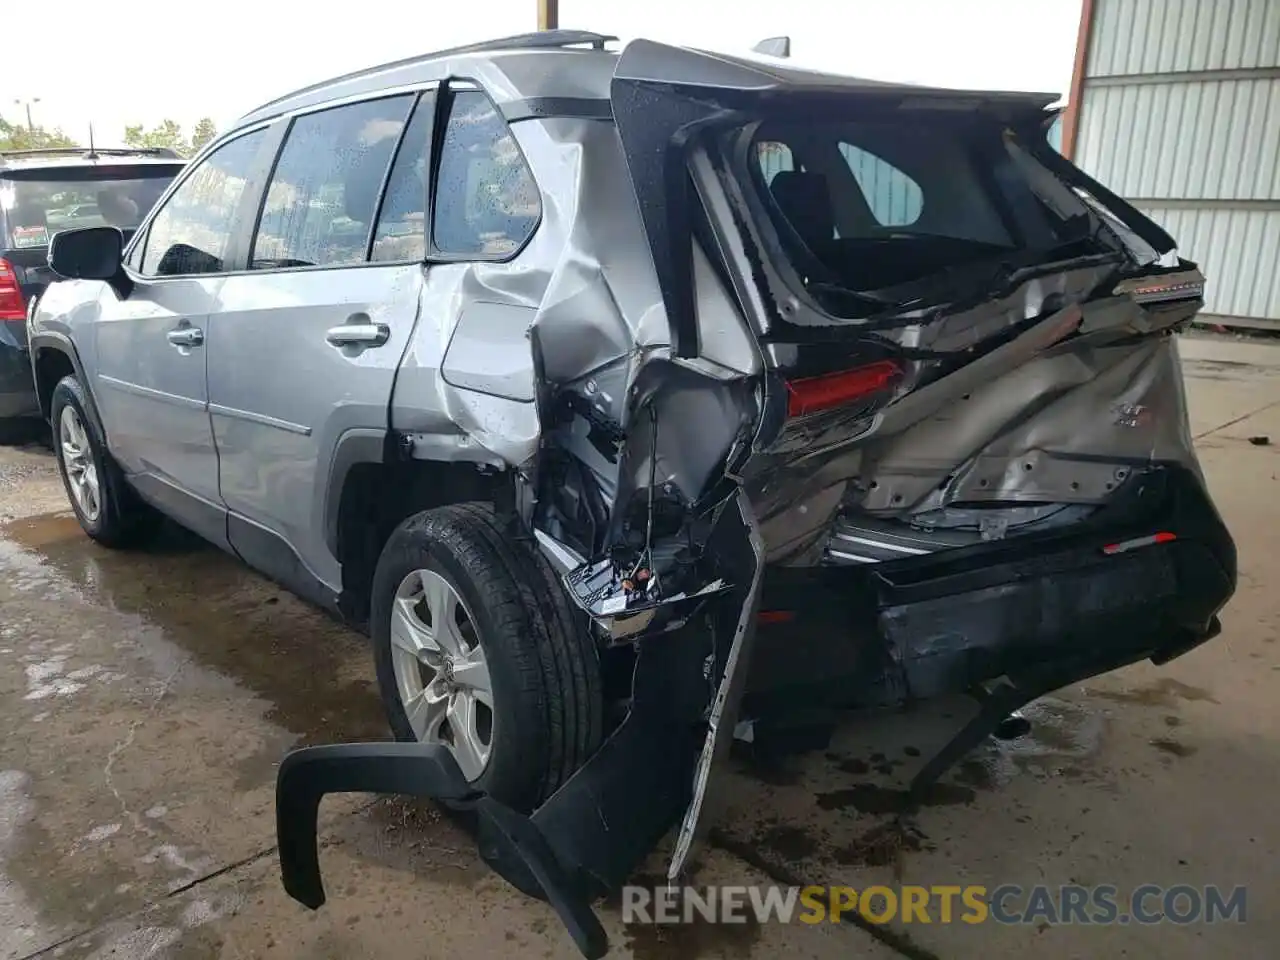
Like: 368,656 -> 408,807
832,819 -> 932,874
0,512 -> 410,942
754,822 -> 819,861
814,782 -> 975,815
0,512 -> 386,748
613,871 -> 763,960
944,696 -> 1107,792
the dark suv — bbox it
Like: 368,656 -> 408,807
0,147 -> 184,434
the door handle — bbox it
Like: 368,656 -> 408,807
166,326 -> 204,348
326,321 -> 390,348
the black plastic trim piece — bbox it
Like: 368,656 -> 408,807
502,97 -> 613,122
275,742 -> 609,958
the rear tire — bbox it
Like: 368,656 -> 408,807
371,503 -> 603,812
50,375 -> 161,548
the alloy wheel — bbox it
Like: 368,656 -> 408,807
388,568 -> 494,781
59,406 -> 101,523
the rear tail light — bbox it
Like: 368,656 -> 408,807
1113,273 -> 1204,305
0,258 -> 26,321
785,359 -> 902,418
1102,531 -> 1177,555
757,610 -> 795,624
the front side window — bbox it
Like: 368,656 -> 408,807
251,96 -> 412,269
433,89 -> 540,258
140,131 -> 266,277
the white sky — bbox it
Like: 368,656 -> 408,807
8,0 -> 1082,144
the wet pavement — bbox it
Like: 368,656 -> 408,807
1,332 -> 1277,959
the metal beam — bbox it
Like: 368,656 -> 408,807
1061,0 -> 1096,161
538,0 -> 559,31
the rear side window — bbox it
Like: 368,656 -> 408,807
756,141 -> 795,186
433,90 -> 540,258
371,92 -> 435,263
141,131 -> 266,276
251,95 -> 412,269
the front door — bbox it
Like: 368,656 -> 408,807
93,129 -> 273,548
208,94 -> 427,596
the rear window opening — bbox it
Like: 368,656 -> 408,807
739,117 -> 1131,319
1,165 -> 183,250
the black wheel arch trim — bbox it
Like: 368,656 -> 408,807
322,427 -> 390,557
28,331 -> 103,428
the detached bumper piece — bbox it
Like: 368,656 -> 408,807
277,494 -> 765,959
276,742 -> 611,959
276,631 -> 711,959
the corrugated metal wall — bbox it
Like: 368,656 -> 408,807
1073,0 -> 1280,328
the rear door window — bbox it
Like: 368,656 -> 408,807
251,96 -> 413,270
432,89 -> 540,258
141,132 -> 267,276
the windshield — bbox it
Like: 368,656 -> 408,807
742,118 -> 1123,315
1,166 -> 182,249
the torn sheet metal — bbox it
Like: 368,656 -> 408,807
668,489 -> 765,879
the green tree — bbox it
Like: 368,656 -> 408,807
122,118 -> 219,158
123,119 -> 189,155
0,114 -> 77,151
190,117 -> 218,154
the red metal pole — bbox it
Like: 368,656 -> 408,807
538,0 -> 559,30
1061,0 -> 1096,161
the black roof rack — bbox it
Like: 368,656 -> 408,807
243,30 -> 618,120
0,146 -> 183,167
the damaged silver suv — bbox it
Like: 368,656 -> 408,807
29,30 -> 1235,958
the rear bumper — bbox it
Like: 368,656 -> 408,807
0,329 -> 38,421
746,462 -> 1235,713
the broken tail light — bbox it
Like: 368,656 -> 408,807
0,258 -> 26,321
1102,531 -> 1176,555
757,610 -> 794,624
785,359 -> 902,418
1113,274 -> 1204,305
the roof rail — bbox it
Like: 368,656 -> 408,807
0,146 -> 183,165
242,30 -> 619,121
431,29 -> 617,57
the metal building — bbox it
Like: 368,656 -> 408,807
1062,0 -> 1280,330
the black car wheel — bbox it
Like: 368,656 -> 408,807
371,503 -> 604,812
50,375 -> 160,547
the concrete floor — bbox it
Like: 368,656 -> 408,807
0,333 -> 1276,960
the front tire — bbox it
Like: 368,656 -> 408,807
370,504 -> 603,812
50,375 -> 160,547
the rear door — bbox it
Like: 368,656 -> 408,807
208,93 -> 427,596
92,133 -> 271,548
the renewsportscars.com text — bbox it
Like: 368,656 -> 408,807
622,883 -> 1247,926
